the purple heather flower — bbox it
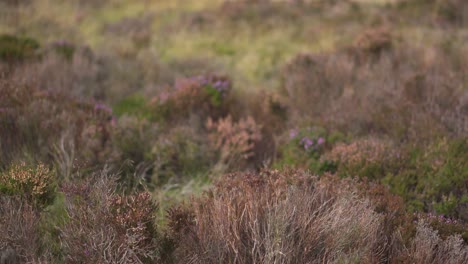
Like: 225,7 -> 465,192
300,137 -> 314,150
52,40 -> 73,48
317,137 -> 325,145
289,129 -> 299,139
94,102 -> 112,113
158,91 -> 169,103
53,40 -> 65,46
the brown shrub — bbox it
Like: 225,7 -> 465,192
59,172 -> 159,263
207,115 -> 263,169
322,137 -> 398,179
0,77 -> 114,172
325,138 -> 392,166
167,170 -> 389,263
165,169 -> 468,263
353,27 -> 394,57
432,0 -> 468,26
280,52 -> 350,117
413,212 -> 468,243
9,43 -> 104,100
0,162 -> 55,206
152,75 -> 232,123
281,43 -> 467,141
150,124 -> 213,185
398,221 -> 468,263
0,197 -> 52,262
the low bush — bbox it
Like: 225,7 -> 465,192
413,212 -> 468,243
0,162 -> 55,206
399,220 -> 468,263
110,115 -> 157,188
280,52 -> 349,117
151,75 -> 232,123
167,170 -> 389,263
150,125 -> 213,185
58,172 -> 159,263
280,41 -> 467,141
0,79 -> 113,172
11,43 -> 105,100
0,197 -> 52,262
432,0 -> 468,26
321,137 -> 467,221
383,138 -> 468,220
47,40 -> 77,61
353,27 -> 394,57
206,115 -> 262,169
322,137 -> 398,180
165,169 -> 468,263
274,126 -> 346,173
0,34 -> 39,62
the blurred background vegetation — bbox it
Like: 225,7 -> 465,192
0,0 -> 467,262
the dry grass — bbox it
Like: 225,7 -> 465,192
58,171 -> 159,263
0,197 -> 52,263
167,170 -> 389,263
166,169 -> 468,263
399,221 -> 468,263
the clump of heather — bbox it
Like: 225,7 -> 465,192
322,137 -> 397,179
352,26 -> 394,58
430,0 -> 468,26
399,220 -> 468,263
413,213 -> 468,242
164,170 -> 391,263
281,42 -> 467,141
0,162 -> 56,206
165,169 -> 468,263
274,126 -> 343,173
0,34 -> 39,62
46,40 -> 77,60
151,74 -> 232,122
206,115 -> 262,169
59,171 -> 159,263
0,78 -> 114,172
0,197 -> 53,263
195,75 -> 231,100
298,134 -> 326,153
150,124 -> 213,185
0,1 -> 467,262
384,138 -> 468,220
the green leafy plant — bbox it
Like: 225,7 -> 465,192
0,34 -> 39,61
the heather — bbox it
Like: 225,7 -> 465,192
0,0 -> 467,263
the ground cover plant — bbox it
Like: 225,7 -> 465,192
0,0 -> 467,263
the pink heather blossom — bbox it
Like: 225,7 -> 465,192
317,137 -> 325,145
289,129 -> 299,139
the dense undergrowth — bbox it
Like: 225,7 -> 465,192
0,0 -> 467,263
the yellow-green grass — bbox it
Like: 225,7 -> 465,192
2,0 -> 465,98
